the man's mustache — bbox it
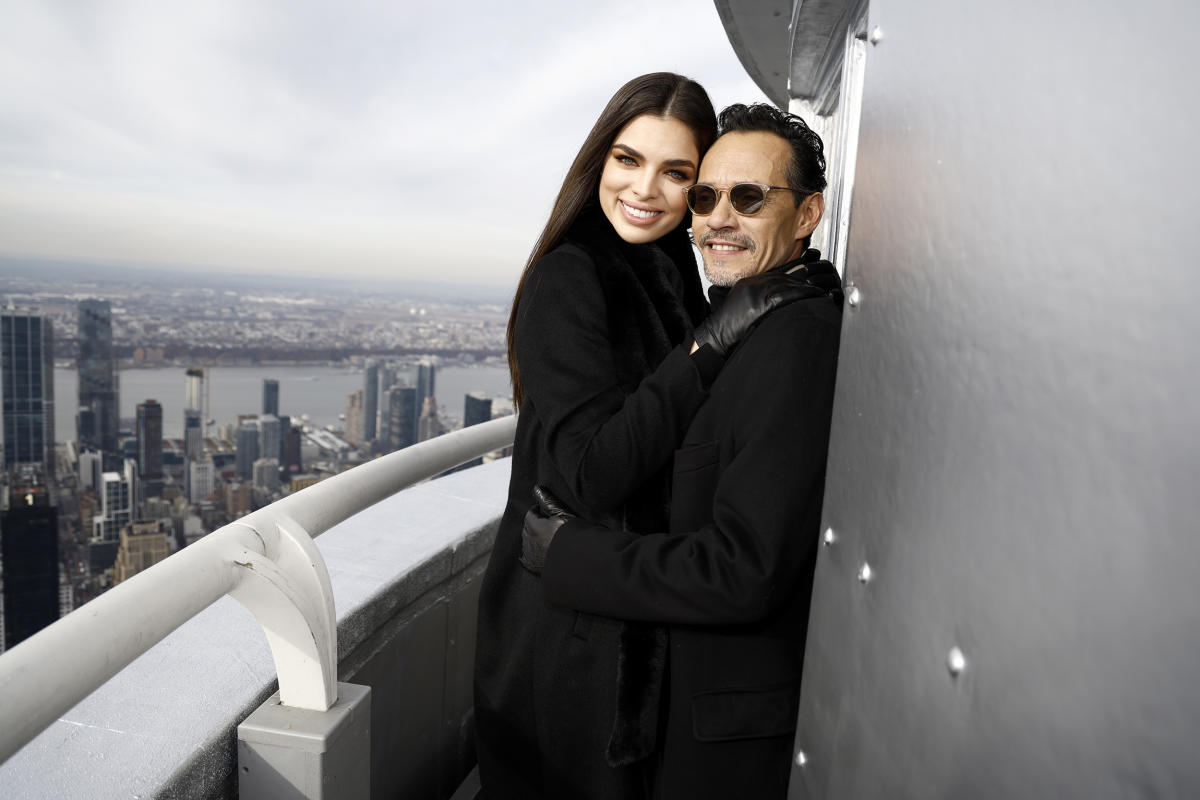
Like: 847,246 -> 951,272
697,229 -> 755,251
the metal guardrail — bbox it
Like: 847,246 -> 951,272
0,414 -> 517,764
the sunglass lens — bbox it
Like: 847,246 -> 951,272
730,184 -> 766,215
687,185 -> 718,215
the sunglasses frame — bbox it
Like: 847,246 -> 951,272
684,182 -> 801,217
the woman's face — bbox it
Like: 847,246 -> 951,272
597,114 -> 699,244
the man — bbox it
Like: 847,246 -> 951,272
522,103 -> 842,799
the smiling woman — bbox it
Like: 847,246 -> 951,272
597,115 -> 698,244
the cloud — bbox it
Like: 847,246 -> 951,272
0,0 -> 769,284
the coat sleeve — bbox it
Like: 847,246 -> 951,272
540,305 -> 841,625
515,244 -> 723,515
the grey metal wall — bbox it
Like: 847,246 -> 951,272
790,0 -> 1200,797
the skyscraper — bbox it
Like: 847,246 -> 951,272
188,457 -> 215,504
457,392 -> 493,470
236,422 -> 260,481
344,390 -> 363,446
77,300 -> 118,463
415,358 -> 437,436
417,396 -> 442,443
262,379 -> 279,417
386,385 -> 418,452
91,459 -> 136,573
377,363 -> 399,445
113,520 -> 171,585
1,467 -> 59,649
136,399 -> 163,502
363,361 -> 379,443
184,367 -> 204,412
1,310 -> 55,476
258,415 -> 281,469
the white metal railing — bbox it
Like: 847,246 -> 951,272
0,414 -> 517,764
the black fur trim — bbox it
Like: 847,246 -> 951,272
606,622 -> 669,766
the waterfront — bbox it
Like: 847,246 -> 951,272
53,363 -> 512,441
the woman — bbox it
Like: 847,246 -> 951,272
473,73 -> 793,798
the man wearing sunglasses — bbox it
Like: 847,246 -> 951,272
522,103 -> 843,799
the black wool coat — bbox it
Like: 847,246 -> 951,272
541,271 -> 843,800
474,211 -> 721,800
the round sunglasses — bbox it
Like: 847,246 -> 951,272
684,182 -> 801,216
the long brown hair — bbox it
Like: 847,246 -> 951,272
507,72 -> 717,408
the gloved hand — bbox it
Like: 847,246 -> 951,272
693,271 -> 828,357
520,485 -> 576,575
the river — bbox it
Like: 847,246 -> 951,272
53,363 -> 512,441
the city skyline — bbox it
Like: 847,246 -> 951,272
0,1 -> 768,285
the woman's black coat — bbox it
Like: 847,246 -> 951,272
473,213 -> 720,799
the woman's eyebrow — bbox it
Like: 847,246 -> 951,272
612,143 -> 695,170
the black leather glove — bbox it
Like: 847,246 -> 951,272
693,271 -> 828,357
520,486 -> 576,575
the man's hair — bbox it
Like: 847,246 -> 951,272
717,103 -> 827,205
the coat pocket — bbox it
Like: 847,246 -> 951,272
690,682 -> 800,742
672,440 -> 719,474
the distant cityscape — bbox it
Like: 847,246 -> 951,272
0,263 -> 514,653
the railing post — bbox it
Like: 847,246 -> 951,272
238,682 -> 371,800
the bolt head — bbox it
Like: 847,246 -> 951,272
857,562 -> 873,583
795,749 -> 808,767
822,527 -> 836,546
869,26 -> 884,44
947,646 -> 967,677
847,285 -> 861,307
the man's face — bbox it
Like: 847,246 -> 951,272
693,131 -> 823,286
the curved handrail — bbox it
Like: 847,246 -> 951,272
0,414 -> 517,765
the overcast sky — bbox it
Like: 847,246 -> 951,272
0,1 -> 768,287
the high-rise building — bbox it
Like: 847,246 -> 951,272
282,420 -> 302,474
78,450 -> 103,492
363,361 -> 379,443
344,390 -> 364,446
235,422 -> 260,481
464,392 -> 493,428
184,367 -> 204,414
415,358 -> 437,437
252,457 -> 280,493
277,415 -> 291,463
91,458 -> 136,573
136,400 -> 163,502
457,392 -> 494,470
386,385 -> 418,453
1,467 -> 59,649
188,457 -> 215,504
183,408 -> 202,462
417,396 -> 442,443
377,363 -> 399,445
113,519 -> 171,585
258,415 -> 281,469
1,310 -> 55,476
262,379 -> 279,417
77,300 -> 119,463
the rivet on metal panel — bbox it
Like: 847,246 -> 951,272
795,749 -> 808,767
846,285 -> 861,307
822,527 -> 836,546
869,26 -> 884,45
947,647 -> 967,678
857,562 -> 873,583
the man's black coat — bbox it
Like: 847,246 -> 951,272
542,282 -> 842,799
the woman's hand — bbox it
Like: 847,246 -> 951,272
520,486 -> 577,575
692,271 -> 827,357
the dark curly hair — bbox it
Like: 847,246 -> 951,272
717,103 -> 827,204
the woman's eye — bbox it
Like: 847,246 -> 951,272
615,154 -> 636,166
666,169 -> 690,181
